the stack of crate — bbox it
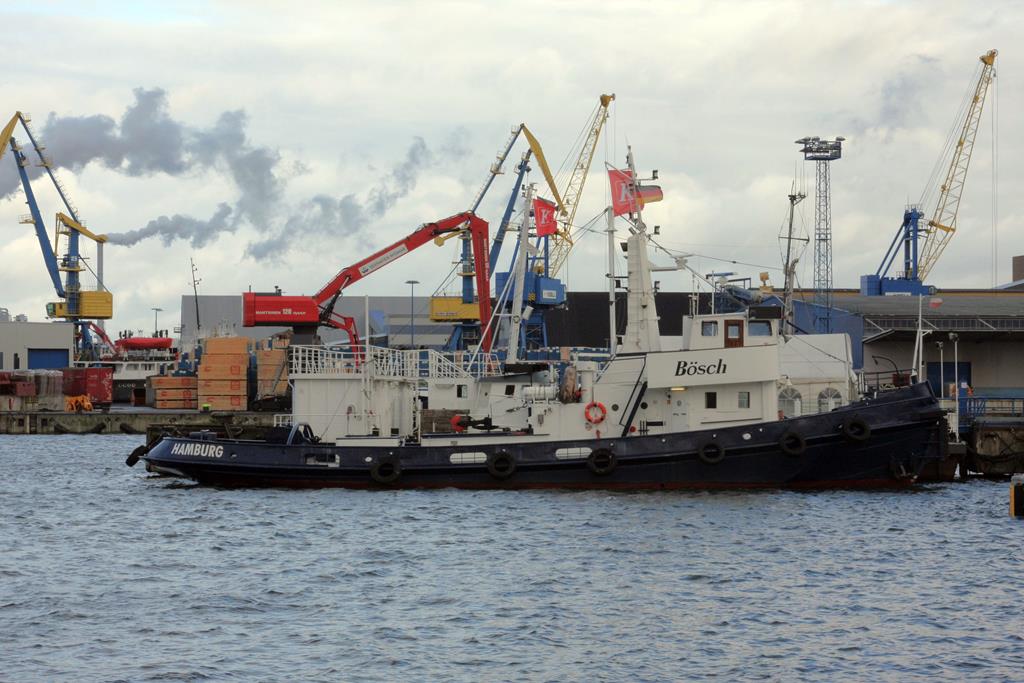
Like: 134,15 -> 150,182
255,347 -> 289,397
198,337 -> 250,411
152,375 -> 198,410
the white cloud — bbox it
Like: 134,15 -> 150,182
0,1 -> 1019,335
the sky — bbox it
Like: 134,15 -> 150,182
0,1 -> 1021,336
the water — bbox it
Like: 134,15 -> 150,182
1,435 -> 1021,682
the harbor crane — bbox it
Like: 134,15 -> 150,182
0,112 -> 113,357
498,93 -> 614,350
433,94 -> 614,352
861,49 -> 997,296
429,122 -> 565,350
243,211 -> 494,351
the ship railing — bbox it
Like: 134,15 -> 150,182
289,344 -> 408,379
290,345 -> 495,381
859,368 -> 916,394
273,411 -> 393,437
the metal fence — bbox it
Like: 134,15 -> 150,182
289,345 -> 502,381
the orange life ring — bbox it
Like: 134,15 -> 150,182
584,401 -> 607,424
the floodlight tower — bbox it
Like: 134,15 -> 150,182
796,136 -> 844,333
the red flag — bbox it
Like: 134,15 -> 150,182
609,169 -> 638,216
533,198 -> 558,237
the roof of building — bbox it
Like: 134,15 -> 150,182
791,289 -> 1024,318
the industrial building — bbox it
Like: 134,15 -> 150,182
0,321 -> 75,370
179,295 -> 450,349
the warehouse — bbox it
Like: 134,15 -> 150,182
0,321 -> 75,370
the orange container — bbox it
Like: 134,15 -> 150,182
154,399 -> 198,410
155,388 -> 196,400
198,379 -> 247,395
198,354 -> 248,379
204,337 -> 250,355
151,375 -> 198,388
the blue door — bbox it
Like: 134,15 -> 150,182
926,361 -> 971,398
27,348 -> 69,369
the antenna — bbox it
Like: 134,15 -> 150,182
190,257 -> 202,339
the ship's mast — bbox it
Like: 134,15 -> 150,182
619,147 -> 662,354
781,186 -> 806,332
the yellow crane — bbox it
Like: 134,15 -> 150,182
916,49 -> 997,281
546,94 -> 614,277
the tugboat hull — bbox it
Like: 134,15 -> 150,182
135,384 -> 946,490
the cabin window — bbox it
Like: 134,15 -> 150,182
701,321 -> 718,337
779,387 -> 802,418
504,385 -> 515,396
705,392 -> 717,409
818,387 -> 843,412
749,321 -> 772,337
738,391 -> 750,409
457,384 -> 468,398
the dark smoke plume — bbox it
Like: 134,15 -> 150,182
0,88 -> 283,243
104,204 -> 233,248
245,134 -> 468,261
1,89 -> 468,253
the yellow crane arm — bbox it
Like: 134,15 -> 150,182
917,49 -> 997,281
521,124 -> 565,215
56,212 -> 107,243
434,123 -> 566,250
0,112 -> 22,160
548,94 -> 614,277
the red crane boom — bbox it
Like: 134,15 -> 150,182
242,212 -> 493,351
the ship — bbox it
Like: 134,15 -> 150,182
126,148 -> 947,489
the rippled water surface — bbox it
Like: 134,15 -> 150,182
1,435 -> 1022,681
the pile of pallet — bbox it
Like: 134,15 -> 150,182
199,337 -> 250,411
255,347 -> 289,397
152,376 -> 198,410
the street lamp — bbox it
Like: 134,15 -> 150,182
152,307 -> 163,337
405,280 -> 419,348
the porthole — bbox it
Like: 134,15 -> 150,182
611,404 -> 620,411
640,402 -> 648,410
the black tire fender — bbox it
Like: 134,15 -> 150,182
698,441 -> 726,465
370,458 -> 402,485
842,417 -> 871,442
587,448 -> 617,476
487,451 -> 517,479
778,430 -> 806,457
126,445 -> 147,467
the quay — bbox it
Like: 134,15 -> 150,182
0,409 -> 275,439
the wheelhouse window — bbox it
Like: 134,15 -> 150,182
779,387 -> 802,418
738,391 -> 750,409
701,321 -> 718,337
705,392 -> 717,409
748,321 -> 772,336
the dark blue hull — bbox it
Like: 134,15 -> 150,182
133,384 -> 947,490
